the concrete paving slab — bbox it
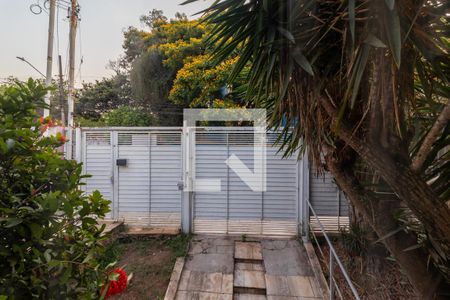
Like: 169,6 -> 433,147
178,270 -> 191,291
262,241 -> 313,276
217,294 -> 233,300
234,270 -> 266,289
188,271 -> 205,291
265,275 -> 291,296
221,274 -> 233,294
185,254 -> 234,274
286,276 -> 316,297
235,242 -> 263,260
201,273 -> 223,293
168,236 -> 324,300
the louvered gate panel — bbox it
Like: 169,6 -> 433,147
193,130 -> 300,236
149,133 -> 182,227
228,132 -> 262,235
262,133 -> 298,235
310,165 -> 349,232
84,132 -> 114,219
193,132 -> 228,233
117,133 -> 151,225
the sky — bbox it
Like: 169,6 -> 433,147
0,0 -> 209,85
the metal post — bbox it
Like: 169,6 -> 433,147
303,150 -> 310,238
58,55 -> 66,126
148,133 -> 152,227
226,132 -> 230,234
329,250 -> 335,300
44,0 -> 56,117
181,125 -> 191,233
74,127 -> 82,162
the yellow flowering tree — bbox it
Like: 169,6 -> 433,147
169,55 -> 246,108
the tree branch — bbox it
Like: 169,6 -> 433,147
411,100 -> 450,172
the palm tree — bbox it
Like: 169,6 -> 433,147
185,0 -> 450,298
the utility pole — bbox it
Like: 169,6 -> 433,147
44,0 -> 56,118
58,55 -> 66,126
66,0 -> 78,159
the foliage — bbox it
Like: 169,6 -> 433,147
0,80 -> 111,299
169,55 -> 245,107
75,11 -> 246,126
129,50 -> 182,126
103,106 -> 156,127
163,234 -> 192,259
75,75 -> 132,120
191,0 -> 450,295
75,116 -> 107,127
340,224 -> 369,257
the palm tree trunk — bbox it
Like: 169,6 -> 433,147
320,97 -> 450,249
325,155 -> 445,299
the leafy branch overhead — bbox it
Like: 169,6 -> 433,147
189,0 -> 450,297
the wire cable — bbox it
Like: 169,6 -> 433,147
77,16 -> 84,85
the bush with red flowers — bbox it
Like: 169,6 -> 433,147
101,268 -> 129,299
0,80 -> 111,299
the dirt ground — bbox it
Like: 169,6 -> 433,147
314,239 -> 417,299
102,234 -> 190,300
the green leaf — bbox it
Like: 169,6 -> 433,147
0,138 -> 7,154
364,34 -> 387,48
3,218 -> 23,228
263,0 -> 269,12
29,223 -> 44,239
277,26 -> 295,44
385,0 -> 395,10
292,48 -> 314,76
348,0 -> 355,44
385,8 -> 401,67
350,44 -> 371,108
44,249 -> 52,263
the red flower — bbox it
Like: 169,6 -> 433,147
58,135 -> 66,143
39,116 -> 44,124
101,268 -> 128,299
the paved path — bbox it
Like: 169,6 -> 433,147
167,236 -> 325,300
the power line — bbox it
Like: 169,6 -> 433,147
76,17 -> 84,85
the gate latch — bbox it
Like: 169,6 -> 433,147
177,181 -> 184,191
116,159 -> 127,166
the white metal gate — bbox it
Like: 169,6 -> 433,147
191,129 -> 300,236
78,126 -> 348,235
81,128 -> 182,228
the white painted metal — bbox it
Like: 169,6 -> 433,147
310,164 -> 349,232
192,130 -> 300,236
83,131 -> 114,219
78,127 -> 347,236
81,129 -> 182,228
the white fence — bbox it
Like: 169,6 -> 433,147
74,127 -> 349,236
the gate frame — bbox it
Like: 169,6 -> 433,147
75,126 -> 310,236
180,126 -> 309,236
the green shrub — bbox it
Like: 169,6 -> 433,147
340,224 -> 369,256
103,106 -> 156,127
0,80 -> 111,299
75,116 -> 107,127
